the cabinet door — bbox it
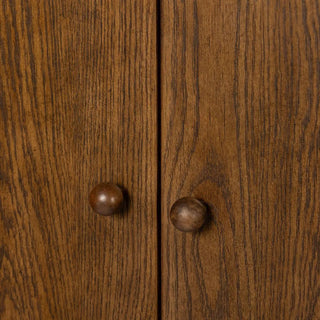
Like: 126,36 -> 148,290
161,1 -> 320,319
0,1 -> 158,319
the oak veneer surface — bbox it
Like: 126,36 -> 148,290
0,1 -> 158,319
161,0 -> 320,319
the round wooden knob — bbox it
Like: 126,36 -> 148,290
89,183 -> 124,216
170,197 -> 207,232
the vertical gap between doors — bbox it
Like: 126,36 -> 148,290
156,0 -> 162,319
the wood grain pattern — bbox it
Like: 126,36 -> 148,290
0,1 -> 158,319
161,0 -> 320,319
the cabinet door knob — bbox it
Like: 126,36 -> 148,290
170,197 -> 207,232
89,183 -> 124,216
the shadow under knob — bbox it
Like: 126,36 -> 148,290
170,197 -> 207,232
89,183 -> 124,216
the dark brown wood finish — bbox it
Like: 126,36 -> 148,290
161,0 -> 320,319
170,197 -> 208,232
89,183 -> 124,216
0,1 -> 158,319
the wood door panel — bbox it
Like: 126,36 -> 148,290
0,1 -> 158,319
161,1 -> 320,319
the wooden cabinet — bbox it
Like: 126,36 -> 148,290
0,1 -> 158,318
1,1 -> 319,319
161,1 -> 320,319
